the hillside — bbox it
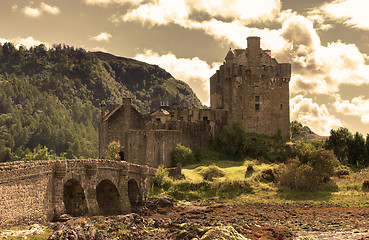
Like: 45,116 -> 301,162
0,43 -> 202,161
291,121 -> 327,141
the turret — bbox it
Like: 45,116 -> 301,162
247,36 -> 261,67
225,48 -> 235,63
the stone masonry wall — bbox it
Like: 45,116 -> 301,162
0,159 -> 156,227
0,161 -> 54,226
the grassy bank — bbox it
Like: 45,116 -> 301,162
150,159 -> 369,207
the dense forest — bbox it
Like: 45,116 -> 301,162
0,43 -> 202,161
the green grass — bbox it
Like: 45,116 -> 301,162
153,158 -> 369,207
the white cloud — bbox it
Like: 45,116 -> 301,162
84,0 -> 142,6
120,0 -> 281,27
22,3 -> 60,18
0,36 -> 47,49
23,6 -> 41,18
12,4 -> 18,12
134,50 -> 220,105
91,46 -> 108,52
91,32 -> 112,42
291,95 -> 342,136
40,2 -> 60,15
321,0 -> 369,30
334,95 -> 369,124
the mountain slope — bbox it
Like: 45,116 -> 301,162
0,43 -> 203,161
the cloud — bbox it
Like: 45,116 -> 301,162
91,46 -> 108,52
290,95 -> 342,136
120,0 -> 281,27
320,0 -> 369,30
0,36 -> 47,49
83,0 -> 142,6
40,2 -> 60,15
91,32 -> 112,42
334,95 -> 369,124
23,6 -> 41,18
22,2 -> 60,18
12,4 -> 18,12
134,50 -> 220,105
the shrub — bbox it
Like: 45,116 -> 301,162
214,179 -> 252,194
171,144 -> 195,166
255,168 -> 277,183
105,140 -> 122,160
195,165 -> 225,181
246,165 -> 254,172
335,165 -> 351,178
22,146 -> 64,161
279,159 -> 318,191
153,165 -> 172,190
362,179 -> 369,191
279,145 -> 338,191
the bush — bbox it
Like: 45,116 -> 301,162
335,165 -> 351,178
279,144 -> 339,191
153,165 -> 172,190
279,159 -> 318,191
22,146 -> 64,161
362,179 -> 369,191
195,165 -> 225,181
255,168 -> 277,183
246,165 -> 254,172
105,140 -> 122,160
214,179 -> 252,194
171,144 -> 195,166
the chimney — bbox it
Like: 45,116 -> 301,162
100,103 -> 106,119
123,98 -> 132,106
247,36 -> 261,67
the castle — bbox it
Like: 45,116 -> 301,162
99,36 -> 291,167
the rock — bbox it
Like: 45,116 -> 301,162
53,214 -> 72,222
200,226 -> 250,240
158,196 -> 174,208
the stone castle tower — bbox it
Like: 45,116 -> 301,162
210,36 -> 290,136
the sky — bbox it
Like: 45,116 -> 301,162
1,0 -> 369,136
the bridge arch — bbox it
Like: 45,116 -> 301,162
96,179 -> 121,215
128,179 -> 140,212
63,179 -> 88,216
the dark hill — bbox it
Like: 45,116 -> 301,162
0,43 -> 202,161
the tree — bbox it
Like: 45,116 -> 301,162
347,132 -> 367,166
290,121 -> 301,140
325,127 -> 353,163
22,146 -> 64,161
105,140 -> 122,160
171,143 -> 195,166
218,123 -> 247,158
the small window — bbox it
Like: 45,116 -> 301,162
255,103 -> 260,111
156,118 -> 161,122
179,116 -> 184,120
203,116 -> 208,121
280,104 -> 283,110
255,96 -> 260,102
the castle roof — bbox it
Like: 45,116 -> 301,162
225,49 -> 235,60
150,108 -> 170,116
102,106 -> 120,121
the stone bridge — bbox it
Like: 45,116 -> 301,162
0,159 -> 156,226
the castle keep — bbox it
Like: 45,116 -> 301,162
99,36 -> 291,167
